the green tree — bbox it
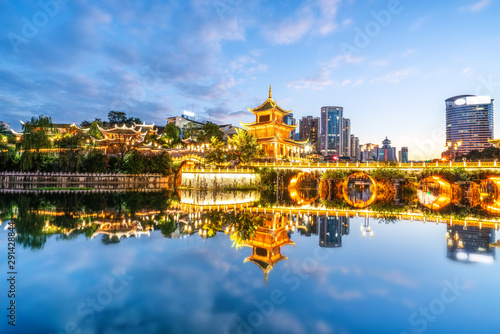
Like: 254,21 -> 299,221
122,150 -> 148,174
107,111 -> 128,124
87,120 -> 103,140
161,123 -> 181,147
197,122 -> 224,143
205,137 -> 227,166
148,152 -> 173,176
82,150 -> 109,173
19,115 -> 55,171
107,111 -> 141,125
227,128 -> 263,164
182,122 -> 199,140
0,124 -> 10,135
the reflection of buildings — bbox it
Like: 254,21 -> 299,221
319,216 -> 349,248
92,221 -> 154,239
241,213 -> 295,283
446,225 -> 495,264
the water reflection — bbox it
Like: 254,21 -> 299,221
417,176 -> 452,210
1,190 -> 499,269
3,188 -> 500,333
446,225 -> 495,264
342,173 -> 377,208
480,177 -> 500,213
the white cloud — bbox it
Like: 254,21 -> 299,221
286,68 -> 333,90
461,67 -> 475,76
402,49 -> 415,58
352,78 -> 364,87
459,0 -> 492,12
263,0 -> 342,44
328,54 -> 364,68
370,59 -> 389,66
410,16 -> 430,31
369,67 -> 419,84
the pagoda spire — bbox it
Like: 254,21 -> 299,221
269,85 -> 272,99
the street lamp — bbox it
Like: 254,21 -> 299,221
446,141 -> 462,162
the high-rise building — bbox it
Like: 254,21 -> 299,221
342,118 -> 351,157
283,113 -> 296,139
398,147 -> 408,163
349,135 -> 360,160
360,143 -> 379,162
299,116 -> 320,151
445,95 -> 494,156
378,137 -> 397,162
320,106 -> 343,157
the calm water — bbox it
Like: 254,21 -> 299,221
1,190 -> 500,334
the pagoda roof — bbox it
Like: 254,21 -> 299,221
248,86 -> 291,115
244,255 -> 288,273
97,124 -> 149,135
240,119 -> 297,130
251,133 -> 309,147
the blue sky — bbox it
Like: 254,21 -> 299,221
1,0 -> 499,159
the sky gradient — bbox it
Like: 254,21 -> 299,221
1,0 -> 499,159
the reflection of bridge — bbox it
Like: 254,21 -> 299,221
169,202 -> 500,230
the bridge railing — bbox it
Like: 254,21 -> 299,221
176,155 -> 500,170
242,160 -> 500,169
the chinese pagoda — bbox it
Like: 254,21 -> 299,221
241,86 -> 308,160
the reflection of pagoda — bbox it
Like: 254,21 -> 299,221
241,213 -> 295,283
240,86 -> 308,160
446,225 -> 495,264
91,221 -> 153,239
319,216 -> 350,248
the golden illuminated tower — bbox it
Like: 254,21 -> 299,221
240,86 -> 308,160
241,213 -> 295,283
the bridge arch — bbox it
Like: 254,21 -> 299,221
288,172 -> 319,205
342,172 -> 377,208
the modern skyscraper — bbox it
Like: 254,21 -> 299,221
398,147 -> 408,163
360,143 -> 379,162
283,113 -> 296,139
445,95 -> 494,155
299,116 -> 320,151
350,135 -> 360,160
342,118 -> 351,157
320,106 -> 343,157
